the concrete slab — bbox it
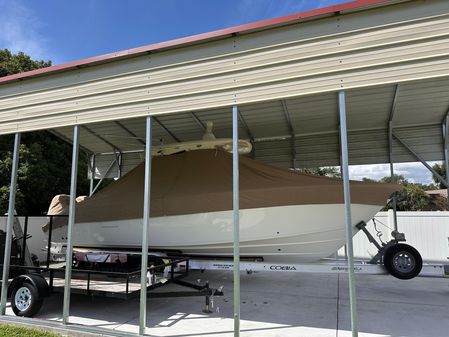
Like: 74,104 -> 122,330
3,270 -> 449,337
338,274 -> 449,337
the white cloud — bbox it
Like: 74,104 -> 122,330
0,0 -> 50,61
349,162 -> 441,184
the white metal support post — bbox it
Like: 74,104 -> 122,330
89,154 -> 95,196
139,116 -> 152,336
62,125 -> 80,324
0,133 -> 21,315
443,115 -> 449,209
388,85 -> 399,231
388,122 -> 398,231
388,121 -> 398,231
338,126 -> 348,260
338,91 -> 359,337
232,105 -> 240,337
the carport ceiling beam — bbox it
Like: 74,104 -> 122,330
49,129 -> 93,155
389,84 -> 400,123
91,155 -> 119,195
191,112 -> 206,131
82,125 -> 122,153
237,110 -> 256,158
281,99 -> 297,169
153,116 -> 181,142
441,107 -> 449,126
393,131 -> 448,188
387,83 -> 400,176
114,121 -> 145,146
237,111 -> 255,143
388,85 -> 400,169
253,122 -> 442,143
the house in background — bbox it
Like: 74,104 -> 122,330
426,189 -> 448,210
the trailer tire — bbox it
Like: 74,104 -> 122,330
11,282 -> 43,317
383,243 -> 422,280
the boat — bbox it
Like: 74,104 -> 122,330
43,148 -> 398,263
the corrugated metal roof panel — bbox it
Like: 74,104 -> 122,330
1,1 -> 449,133
286,93 -> 338,134
394,77 -> 449,126
238,101 -> 288,138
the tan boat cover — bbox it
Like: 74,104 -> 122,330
42,195 -> 88,231
70,149 -> 398,224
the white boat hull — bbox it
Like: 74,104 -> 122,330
49,203 -> 381,262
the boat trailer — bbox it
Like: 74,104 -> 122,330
184,221 -> 443,280
1,257 -> 223,317
0,214 -> 223,318
186,258 -> 443,277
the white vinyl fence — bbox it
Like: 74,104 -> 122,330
0,216 -> 50,263
338,211 -> 449,263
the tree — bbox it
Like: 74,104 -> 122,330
379,174 -> 407,185
0,49 -> 89,215
432,163 -> 446,189
299,166 -> 341,178
394,183 -> 432,211
0,49 -> 51,77
366,174 -> 439,211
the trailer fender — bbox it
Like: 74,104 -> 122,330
8,273 -> 49,299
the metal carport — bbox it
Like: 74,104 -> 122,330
0,0 -> 449,336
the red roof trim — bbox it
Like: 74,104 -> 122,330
0,0 -> 395,85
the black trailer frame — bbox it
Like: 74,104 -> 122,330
0,214 -> 223,317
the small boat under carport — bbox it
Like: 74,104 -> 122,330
45,148 -> 398,263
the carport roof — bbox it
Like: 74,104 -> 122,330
53,78 -> 449,176
0,0 -> 405,85
1,0 -> 447,175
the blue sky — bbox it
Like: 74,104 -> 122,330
0,0 -> 348,64
0,0 -> 440,184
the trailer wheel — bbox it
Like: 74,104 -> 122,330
383,243 -> 422,280
11,282 -> 43,317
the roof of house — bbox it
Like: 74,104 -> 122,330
426,190 -> 448,198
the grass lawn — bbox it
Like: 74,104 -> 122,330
0,323 -> 61,337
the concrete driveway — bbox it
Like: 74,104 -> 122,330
3,270 -> 449,336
